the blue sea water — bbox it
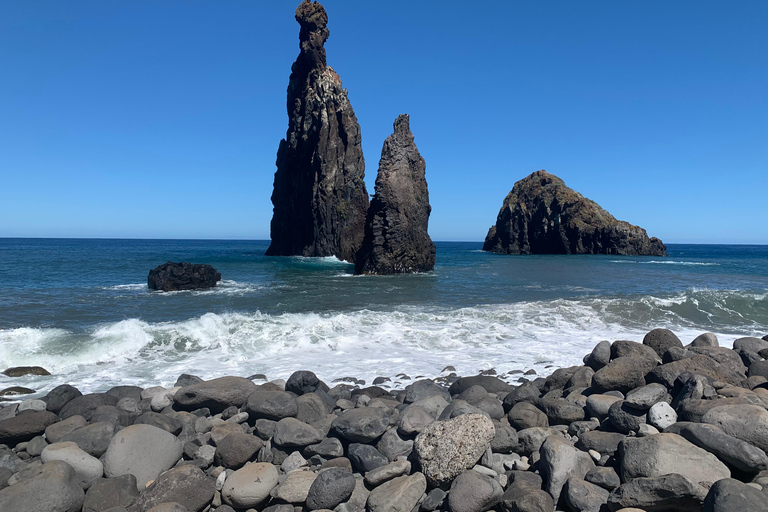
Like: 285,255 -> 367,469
1,239 -> 767,395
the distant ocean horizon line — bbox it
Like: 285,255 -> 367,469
1,236 -> 767,247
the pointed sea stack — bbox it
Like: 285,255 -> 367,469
483,170 -> 666,256
266,1 -> 369,262
355,114 -> 436,274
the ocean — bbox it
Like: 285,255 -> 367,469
1,239 -> 767,397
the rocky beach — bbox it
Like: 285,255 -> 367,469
2,328 -> 768,512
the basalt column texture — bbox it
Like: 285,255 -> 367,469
483,170 -> 667,256
355,114 -> 436,274
266,0 -> 369,262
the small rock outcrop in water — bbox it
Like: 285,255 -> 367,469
147,262 -> 221,291
266,0 -> 369,262
355,114 -> 436,274
483,170 -> 667,256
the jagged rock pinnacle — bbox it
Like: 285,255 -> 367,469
266,1 -> 369,262
355,114 -> 436,274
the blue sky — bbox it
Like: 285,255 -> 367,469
1,1 -> 766,243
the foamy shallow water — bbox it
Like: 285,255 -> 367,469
1,240 -> 766,397
1,293 -> 764,397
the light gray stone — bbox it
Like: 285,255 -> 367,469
41,441 -> 103,489
448,470 -> 502,512
647,401 -> 677,430
221,462 -> 279,509
102,424 -> 183,489
0,460 -> 85,512
702,404 -> 768,453
539,434 -> 595,505
619,433 -> 730,487
367,472 -> 427,512
272,469 -> 316,503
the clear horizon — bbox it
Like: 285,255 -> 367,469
2,1 -> 766,244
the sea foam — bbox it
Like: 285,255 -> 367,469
1,289 -> 765,396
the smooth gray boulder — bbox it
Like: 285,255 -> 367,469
691,332 -> 719,347
367,472 -> 427,512
702,404 -> 768,452
221,462 -> 278,509
491,425 -> 518,454
245,390 -> 298,420
60,421 -> 115,458
643,328 -> 683,358
398,405 -> 434,435
564,477 -> 610,512
306,437 -> 344,459
0,410 -> 59,445
624,383 -> 669,410
272,469 -> 316,503
45,414 -> 87,443
607,474 -> 707,512
59,393 -> 119,421
305,467 -> 355,511
41,441 -> 103,489
608,400 -> 647,433
584,340 -> 611,370
537,397 -> 585,424
585,394 -> 622,419
376,428 -> 413,462
174,376 -> 257,413
619,433 -> 730,486
592,357 -> 653,393
585,466 -> 621,491
500,479 -> 555,512
45,384 -> 83,414
102,424 -> 183,489
415,414 -> 495,487
448,375 -> 512,395
214,432 -> 263,469
348,443 -> 388,473
702,477 -> 768,512
679,422 -> 768,474
575,430 -> 626,456
539,434 -> 595,505
517,426 -> 563,456
447,470 -> 502,512
0,460 -> 85,512
331,407 -> 390,442
133,464 -> 215,512
273,417 -> 324,447
82,474 -> 140,512
364,460 -> 411,486
508,401 -> 548,430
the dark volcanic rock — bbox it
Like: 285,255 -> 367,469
482,170 -> 666,255
355,114 -> 435,274
147,262 -> 221,291
266,0 -> 369,262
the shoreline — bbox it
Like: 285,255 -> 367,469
1,328 -> 768,511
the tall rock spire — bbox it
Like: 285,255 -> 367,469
266,0 -> 369,262
355,114 -> 436,274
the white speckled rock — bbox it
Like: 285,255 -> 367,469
647,402 -> 677,430
415,413 -> 495,487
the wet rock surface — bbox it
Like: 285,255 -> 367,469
147,262 -> 221,292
